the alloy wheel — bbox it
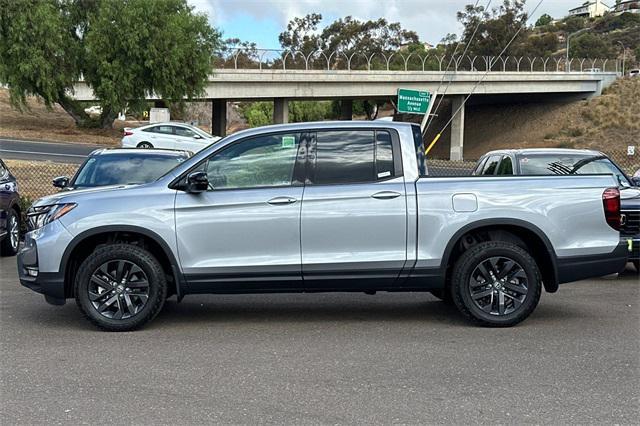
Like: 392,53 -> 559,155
9,214 -> 18,250
89,260 -> 150,320
468,256 -> 529,316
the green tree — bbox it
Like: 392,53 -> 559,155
535,13 -> 553,27
455,0 -> 530,58
0,0 -> 90,125
0,0 -> 221,128
570,32 -> 613,58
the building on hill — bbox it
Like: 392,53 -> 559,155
613,0 -> 640,14
568,0 -> 610,17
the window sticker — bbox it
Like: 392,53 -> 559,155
378,171 -> 391,178
281,136 -> 296,149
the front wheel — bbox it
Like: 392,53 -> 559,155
451,241 -> 542,327
75,244 -> 167,331
0,209 -> 20,256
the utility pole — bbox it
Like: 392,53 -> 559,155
617,41 -> 626,76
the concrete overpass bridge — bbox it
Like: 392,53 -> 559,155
71,56 -> 619,160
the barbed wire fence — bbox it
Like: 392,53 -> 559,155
212,48 -> 623,74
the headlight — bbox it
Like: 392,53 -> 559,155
27,203 -> 76,230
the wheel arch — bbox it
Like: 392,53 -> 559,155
61,225 -> 184,299
441,218 -> 559,293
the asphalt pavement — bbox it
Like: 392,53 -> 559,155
0,138 -> 103,164
0,255 -> 638,424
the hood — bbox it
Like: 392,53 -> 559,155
31,184 -> 138,207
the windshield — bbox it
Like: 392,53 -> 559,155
71,154 -> 187,188
518,154 -> 631,187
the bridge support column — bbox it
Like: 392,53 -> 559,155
273,98 -> 289,124
212,99 -> 227,137
340,100 -> 353,120
450,95 -> 465,161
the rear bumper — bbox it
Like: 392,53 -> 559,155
557,242 -> 629,284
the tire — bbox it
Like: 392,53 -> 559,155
451,241 -> 542,327
0,209 -> 20,257
137,142 -> 153,149
74,243 -> 167,331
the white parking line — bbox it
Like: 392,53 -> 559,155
0,149 -> 86,158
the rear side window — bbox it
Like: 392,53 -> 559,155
412,125 -> 427,176
375,131 -> 394,179
481,155 -> 501,175
311,130 -> 375,184
497,156 -> 513,175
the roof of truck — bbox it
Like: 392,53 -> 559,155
481,148 -> 604,157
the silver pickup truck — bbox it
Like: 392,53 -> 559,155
18,121 -> 627,331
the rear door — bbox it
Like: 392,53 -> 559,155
143,125 -> 176,149
300,129 -> 407,289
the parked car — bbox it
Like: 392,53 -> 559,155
19,122 -> 626,331
53,148 -> 191,191
121,122 -> 220,152
473,149 -> 639,272
629,69 -> 639,78
0,159 -> 21,256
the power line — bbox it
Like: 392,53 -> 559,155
424,0 -> 492,135
425,0 -> 545,155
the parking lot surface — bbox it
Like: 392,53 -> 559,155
1,256 -> 638,424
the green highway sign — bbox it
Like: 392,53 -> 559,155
397,89 -> 431,114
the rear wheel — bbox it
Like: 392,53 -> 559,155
137,141 -> 153,149
451,241 -> 541,327
74,244 -> 167,331
0,209 -> 20,257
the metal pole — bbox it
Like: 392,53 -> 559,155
566,28 -> 589,72
617,41 -> 626,76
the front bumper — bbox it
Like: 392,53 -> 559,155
17,234 -> 66,305
557,241 -> 629,284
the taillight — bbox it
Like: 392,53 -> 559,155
602,187 -> 621,230
123,130 -> 133,136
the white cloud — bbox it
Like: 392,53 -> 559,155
191,0 -> 584,46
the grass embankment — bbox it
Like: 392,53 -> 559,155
0,89 -> 122,146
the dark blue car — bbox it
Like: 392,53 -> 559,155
0,159 -> 21,256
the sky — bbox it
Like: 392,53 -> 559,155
188,0 -> 583,48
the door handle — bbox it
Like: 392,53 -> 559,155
371,191 -> 401,200
267,196 -> 297,205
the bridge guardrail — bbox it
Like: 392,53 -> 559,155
214,48 -> 621,73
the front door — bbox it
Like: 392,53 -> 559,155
301,129 -> 407,289
174,131 -> 305,292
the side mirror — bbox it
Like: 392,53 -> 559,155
631,177 -> 640,187
185,171 -> 208,193
52,176 -> 69,189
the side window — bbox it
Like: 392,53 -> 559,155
204,132 -> 301,189
496,156 -> 513,175
312,130 -> 375,184
375,131 -> 394,180
144,125 -> 173,135
0,161 -> 7,179
174,127 -> 195,137
481,155 -> 501,175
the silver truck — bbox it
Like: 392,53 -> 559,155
18,122 -> 628,331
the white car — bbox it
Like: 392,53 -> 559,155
122,122 -> 221,152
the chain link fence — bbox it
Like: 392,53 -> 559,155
4,159 -> 78,201
3,151 -> 639,202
